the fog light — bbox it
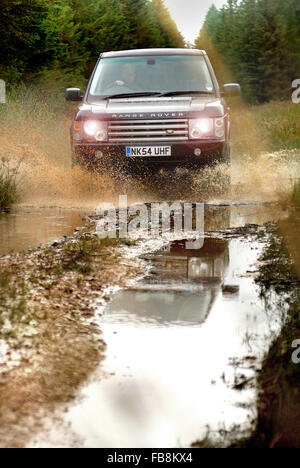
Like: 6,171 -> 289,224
95,130 -> 107,142
194,148 -> 201,156
73,133 -> 81,142
190,128 -> 202,139
95,151 -> 104,159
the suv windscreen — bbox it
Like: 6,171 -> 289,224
88,55 -> 215,100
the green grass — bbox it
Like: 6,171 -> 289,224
230,99 -> 300,158
29,235 -> 129,280
253,101 -> 300,152
0,159 -> 19,210
60,236 -> 127,274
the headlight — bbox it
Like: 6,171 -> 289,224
84,120 -> 99,136
188,258 -> 213,279
189,119 -> 214,139
83,120 -> 107,141
189,118 -> 225,139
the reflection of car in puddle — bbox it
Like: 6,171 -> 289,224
157,238 -> 229,283
104,238 -> 229,326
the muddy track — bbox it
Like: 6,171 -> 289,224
0,202 -> 298,448
0,225 -> 144,448
25,214 -> 283,447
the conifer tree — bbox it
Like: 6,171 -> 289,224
196,0 -> 298,103
0,0 -> 47,82
152,0 -> 185,48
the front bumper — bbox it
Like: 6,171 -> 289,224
73,140 -> 229,170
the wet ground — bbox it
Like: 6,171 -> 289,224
0,208 -> 87,255
0,201 -> 284,448
28,238 -> 278,447
0,202 -> 287,256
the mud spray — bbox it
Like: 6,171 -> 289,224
1,94 -> 299,210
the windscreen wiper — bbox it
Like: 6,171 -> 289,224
159,90 -> 215,97
102,92 -> 162,100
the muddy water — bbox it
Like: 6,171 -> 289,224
80,240 -> 279,448
0,208 -> 87,256
0,202 -> 286,257
28,204 -> 286,448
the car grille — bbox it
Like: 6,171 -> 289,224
108,119 -> 188,142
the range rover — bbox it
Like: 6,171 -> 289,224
66,48 -> 240,174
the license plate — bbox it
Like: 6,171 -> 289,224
126,146 -> 171,157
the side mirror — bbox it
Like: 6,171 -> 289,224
223,83 -> 241,97
65,88 -> 83,101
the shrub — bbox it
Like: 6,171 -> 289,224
0,159 -> 19,210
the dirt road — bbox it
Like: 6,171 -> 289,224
1,200 -> 298,447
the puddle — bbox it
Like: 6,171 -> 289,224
29,234 -> 283,448
0,202 -> 286,258
110,238 -> 230,327
0,208 -> 87,255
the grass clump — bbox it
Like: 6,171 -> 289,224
0,269 -> 30,334
230,100 -> 300,159
0,159 -> 19,211
253,101 -> 300,152
60,236 -> 125,274
291,179 -> 300,206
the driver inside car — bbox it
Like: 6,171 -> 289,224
115,63 -> 138,90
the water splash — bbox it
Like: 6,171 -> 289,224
1,113 -> 299,208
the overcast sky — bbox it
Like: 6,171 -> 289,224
164,0 -> 227,44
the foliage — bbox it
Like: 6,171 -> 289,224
0,0 -> 47,83
0,159 -> 20,211
291,179 -> 300,206
0,0 -> 185,87
195,0 -> 300,103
